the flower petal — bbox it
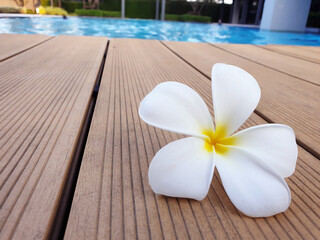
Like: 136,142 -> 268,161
148,137 -> 215,201
216,147 -> 291,217
139,82 -> 214,139
233,124 -> 298,178
212,63 -> 261,137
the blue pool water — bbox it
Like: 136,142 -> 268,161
1,16 -> 320,46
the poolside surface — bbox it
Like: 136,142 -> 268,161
0,34 -> 319,239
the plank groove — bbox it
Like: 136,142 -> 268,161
0,35 -> 107,239
213,43 -> 320,85
0,33 -> 53,62
66,38 -> 320,239
260,45 -> 320,64
162,41 -> 320,158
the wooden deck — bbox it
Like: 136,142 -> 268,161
0,34 -> 319,239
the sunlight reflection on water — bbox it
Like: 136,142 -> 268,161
0,16 -> 319,45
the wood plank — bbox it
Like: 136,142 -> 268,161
66,38 -> 320,240
163,41 -> 320,158
0,35 -> 107,239
296,45 -> 320,53
260,45 -> 320,64
0,33 -> 52,61
213,43 -> 320,85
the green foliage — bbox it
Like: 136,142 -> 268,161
75,9 -> 103,17
75,9 -> 121,18
40,0 -> 50,7
165,14 -> 211,23
102,11 -> 121,18
164,14 -> 180,21
307,12 -> 320,28
166,1 -> 191,15
62,0 -> 233,22
26,9 -> 36,14
100,0 -> 120,11
126,0 -> 155,19
201,3 -> 219,22
0,7 -> 21,13
99,0 -> 156,19
165,1 -> 231,22
44,7 -> 68,16
182,14 -> 211,23
61,2 -> 83,13
201,3 -> 231,22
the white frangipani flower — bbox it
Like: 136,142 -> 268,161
139,63 -> 298,218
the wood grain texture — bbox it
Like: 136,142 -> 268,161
212,43 -> 320,85
65,38 -> 320,240
0,33 -> 52,61
0,35 -> 107,239
163,41 -> 320,158
260,45 -> 320,64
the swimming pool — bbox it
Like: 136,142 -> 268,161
1,16 -> 320,46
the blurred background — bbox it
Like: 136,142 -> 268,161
0,0 -> 319,29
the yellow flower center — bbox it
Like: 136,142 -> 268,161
202,125 -> 236,154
